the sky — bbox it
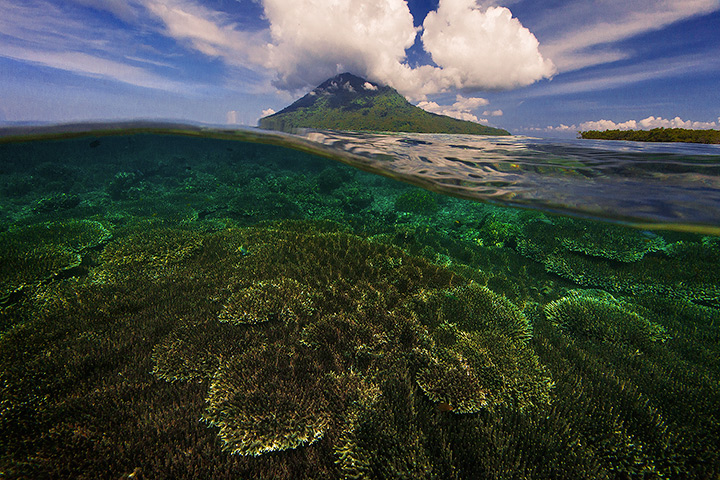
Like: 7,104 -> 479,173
0,0 -> 719,136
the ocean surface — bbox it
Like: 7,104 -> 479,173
1,122 -> 719,479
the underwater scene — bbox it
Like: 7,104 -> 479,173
1,124 -> 719,479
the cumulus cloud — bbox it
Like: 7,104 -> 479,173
549,124 -> 577,131
145,0 -> 554,98
261,108 -> 276,117
262,0 -> 418,91
421,2 -> 556,90
580,116 -> 719,131
0,0 -> 556,101
579,119 -> 637,131
531,116 -> 719,133
483,109 -> 503,117
417,94 -> 490,122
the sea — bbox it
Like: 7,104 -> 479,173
0,122 -> 719,479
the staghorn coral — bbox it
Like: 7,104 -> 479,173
141,220 -> 552,460
218,278 -> 316,325
517,216 -> 666,263
0,219 -> 111,301
91,226 -> 203,284
407,283 -> 532,343
545,289 -> 670,348
517,217 -> 720,306
1,133 -> 718,479
152,317 -> 256,382
202,343 -> 334,456
415,324 -> 552,414
408,283 -> 551,413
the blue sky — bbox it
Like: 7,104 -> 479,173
0,0 -> 718,136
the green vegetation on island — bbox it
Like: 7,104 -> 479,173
259,73 -> 510,136
579,127 -> 720,144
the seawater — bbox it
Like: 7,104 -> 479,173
0,122 -> 719,479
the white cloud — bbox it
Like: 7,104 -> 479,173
540,0 -> 720,72
416,94 -> 491,122
580,116 -> 720,131
262,0 -> 417,91
580,119 -> 638,131
483,109 -> 503,117
549,124 -> 577,131
363,82 -> 377,91
418,101 -> 479,122
0,0 -> 556,103
636,116 -> 719,130
261,108 -> 276,117
533,116 -> 719,133
143,0 -> 267,65
226,110 -> 238,124
421,2 -> 556,90
454,95 -> 490,109
255,0 -> 553,97
0,44 -> 190,92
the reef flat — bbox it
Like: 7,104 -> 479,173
1,131 -> 719,479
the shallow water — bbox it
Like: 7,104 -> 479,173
0,122 -> 719,479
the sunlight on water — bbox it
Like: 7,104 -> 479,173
4,121 -> 718,234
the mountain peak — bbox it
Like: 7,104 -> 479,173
259,73 -> 509,136
314,73 -> 381,95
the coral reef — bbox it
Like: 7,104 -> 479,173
147,221 -> 547,458
545,289 -> 669,348
1,133 -> 719,479
203,343 -> 333,456
516,217 -> 720,306
0,219 -> 110,302
394,189 -> 441,214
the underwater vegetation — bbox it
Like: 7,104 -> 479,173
1,133 -> 719,479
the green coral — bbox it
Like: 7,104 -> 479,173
408,283 -> 532,342
545,289 -> 670,348
394,189 -> 440,214
518,216 -> 666,264
0,219 -> 111,301
218,278 -> 316,325
516,217 -> 720,306
143,221 -> 550,458
409,284 -> 550,413
202,344 -> 333,456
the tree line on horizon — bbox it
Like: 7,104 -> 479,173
579,127 -> 720,144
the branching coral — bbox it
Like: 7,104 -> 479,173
518,216 -> 666,264
517,217 -> 720,306
409,284 -> 551,413
0,220 -> 111,301
141,221 -> 552,458
202,343 -> 334,456
545,289 -> 670,348
219,278 -> 316,325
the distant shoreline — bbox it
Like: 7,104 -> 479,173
579,127 -> 720,144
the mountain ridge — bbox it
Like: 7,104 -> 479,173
258,73 -> 510,136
